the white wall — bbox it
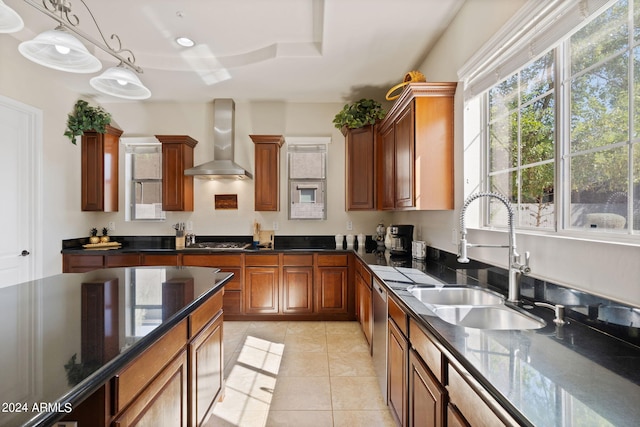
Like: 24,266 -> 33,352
0,35 -> 387,277
393,0 -> 640,308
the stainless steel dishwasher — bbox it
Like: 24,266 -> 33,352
372,277 -> 388,402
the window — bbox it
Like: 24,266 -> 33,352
466,0 -> 639,237
123,138 -> 166,221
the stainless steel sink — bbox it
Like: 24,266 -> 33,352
432,305 -> 546,330
407,286 -> 504,306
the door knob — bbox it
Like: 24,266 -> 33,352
20,250 -> 30,256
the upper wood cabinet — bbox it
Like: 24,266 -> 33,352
377,82 -> 457,210
251,135 -> 284,211
81,125 -> 123,211
156,135 -> 198,211
344,125 -> 376,210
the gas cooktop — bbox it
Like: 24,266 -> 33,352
186,242 -> 251,250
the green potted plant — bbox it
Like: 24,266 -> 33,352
333,98 -> 386,135
64,99 -> 112,144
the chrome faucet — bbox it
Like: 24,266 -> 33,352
457,192 -> 531,303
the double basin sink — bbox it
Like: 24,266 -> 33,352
408,286 -> 546,330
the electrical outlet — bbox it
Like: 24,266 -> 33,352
273,221 -> 279,231
452,228 -> 458,245
107,221 -> 115,231
346,220 -> 353,231
186,221 -> 193,231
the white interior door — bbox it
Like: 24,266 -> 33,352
0,95 -> 42,288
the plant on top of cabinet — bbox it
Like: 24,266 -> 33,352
65,99 -> 112,144
333,99 -> 386,133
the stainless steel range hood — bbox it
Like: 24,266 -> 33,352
184,98 -> 253,179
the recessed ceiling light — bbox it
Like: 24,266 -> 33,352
176,36 -> 195,48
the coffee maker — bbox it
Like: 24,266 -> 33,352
389,225 -> 414,256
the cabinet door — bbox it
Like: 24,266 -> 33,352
112,350 -> 188,427
251,136 -> 284,211
81,126 -> 122,212
379,124 -> 396,210
157,135 -> 197,212
357,273 -> 372,348
315,267 -> 348,314
409,349 -> 445,427
345,125 -> 376,210
388,318 -> 408,427
394,103 -> 415,209
189,312 -> 223,426
142,254 -> 179,266
244,267 -> 279,314
282,266 -> 313,314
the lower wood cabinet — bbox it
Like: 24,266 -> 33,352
245,266 -> 279,314
282,266 -> 314,313
355,258 -> 373,349
388,316 -> 408,427
409,349 -> 445,427
189,311 -> 223,426
315,266 -> 348,314
112,349 -> 188,427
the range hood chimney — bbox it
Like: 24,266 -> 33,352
184,98 -> 253,179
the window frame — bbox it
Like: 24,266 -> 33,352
464,0 -> 640,244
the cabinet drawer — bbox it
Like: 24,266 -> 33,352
142,254 -> 179,266
409,318 -> 442,382
189,289 -> 223,337
245,253 -> 279,266
316,253 -> 348,267
105,254 -> 142,267
220,267 -> 242,290
388,297 -> 407,337
448,363 -> 517,427
283,254 -> 313,266
113,319 -> 188,413
182,254 -> 242,267
63,254 -> 104,272
355,260 -> 372,284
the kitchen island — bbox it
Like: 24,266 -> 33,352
0,266 -> 232,427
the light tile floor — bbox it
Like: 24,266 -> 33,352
206,321 -> 397,427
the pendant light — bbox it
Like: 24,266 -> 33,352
17,0 -> 151,99
18,26 -> 102,73
0,0 -> 24,33
90,65 -> 151,100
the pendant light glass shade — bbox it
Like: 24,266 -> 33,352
0,0 -> 24,33
89,66 -> 151,100
18,28 -> 102,73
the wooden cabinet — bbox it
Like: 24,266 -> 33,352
251,135 -> 284,211
112,349 -> 188,427
244,254 -> 280,314
156,135 -> 198,211
377,82 -> 456,210
282,254 -> 314,314
447,362 -> 517,427
63,254 -> 104,273
81,125 -> 122,212
315,254 -> 349,314
182,253 -> 244,316
388,313 -> 409,427
142,253 -> 180,266
189,303 -> 224,426
409,349 -> 445,427
104,253 -> 141,268
344,125 -> 376,210
379,124 -> 396,210
355,258 -> 373,349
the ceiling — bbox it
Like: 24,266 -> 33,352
6,0 -> 465,103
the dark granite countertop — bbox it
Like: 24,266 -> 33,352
0,266 -> 232,427
357,251 -> 640,427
